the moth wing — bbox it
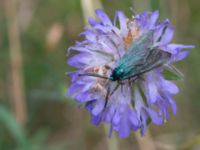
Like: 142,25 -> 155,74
122,49 -> 171,79
126,30 -> 154,54
118,30 -> 154,69
117,32 -> 154,69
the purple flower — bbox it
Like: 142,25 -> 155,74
67,9 -> 194,138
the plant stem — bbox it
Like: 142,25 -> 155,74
80,0 -> 102,26
133,0 -> 151,12
132,1 -> 157,150
135,130 -> 157,150
80,0 -> 119,149
4,0 -> 27,124
104,125 -> 119,150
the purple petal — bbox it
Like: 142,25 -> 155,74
149,11 -> 159,29
85,100 -> 96,111
140,110 -> 147,136
147,108 -> 163,125
163,80 -> 179,94
154,19 -> 170,41
67,84 -> 82,96
96,9 -> 112,26
165,44 -> 194,55
147,82 -> 159,103
175,51 -> 189,61
92,100 -> 104,116
157,101 -> 169,119
75,91 -> 93,102
160,26 -> 174,45
118,120 -> 130,138
88,17 -> 99,27
169,44 -> 195,49
104,106 -> 115,123
67,53 -> 90,68
115,11 -> 128,34
68,46 -> 91,53
129,110 -> 140,127
67,71 -> 80,82
91,114 -> 102,125
113,110 -> 121,125
167,96 -> 177,114
80,30 -> 96,42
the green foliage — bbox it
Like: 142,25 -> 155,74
0,106 -> 67,150
0,106 -> 27,149
0,0 -> 200,149
162,66 -> 184,81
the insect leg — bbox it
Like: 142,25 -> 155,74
110,83 -> 120,96
121,84 -> 124,93
136,75 -> 145,82
104,85 -> 111,108
128,78 -> 132,87
104,83 -> 120,109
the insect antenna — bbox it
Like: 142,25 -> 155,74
78,73 -> 111,80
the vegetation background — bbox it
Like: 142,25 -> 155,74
0,0 -> 200,149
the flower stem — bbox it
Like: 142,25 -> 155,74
133,0 -> 151,11
80,0 -> 120,149
134,130 -> 157,150
104,124 -> 119,150
4,0 -> 27,125
80,0 -> 102,26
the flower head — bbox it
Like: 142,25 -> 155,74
67,9 -> 194,138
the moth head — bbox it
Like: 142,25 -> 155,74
110,68 -> 124,81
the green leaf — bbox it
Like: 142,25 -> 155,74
162,66 -> 184,80
0,106 -> 28,148
147,117 -> 152,126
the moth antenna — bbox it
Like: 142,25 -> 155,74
78,73 -> 111,80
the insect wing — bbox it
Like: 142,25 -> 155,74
123,49 -> 171,80
121,30 -> 154,61
114,30 -> 154,79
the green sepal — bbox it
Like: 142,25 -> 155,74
162,66 -> 184,81
147,117 -> 152,126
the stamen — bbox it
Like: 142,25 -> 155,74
123,19 -> 140,48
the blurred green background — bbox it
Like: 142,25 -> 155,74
0,0 -> 200,150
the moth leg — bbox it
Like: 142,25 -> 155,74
104,83 -> 120,109
104,85 -> 111,108
118,79 -> 129,85
128,75 -> 144,83
128,78 -> 132,87
137,75 -> 145,82
118,76 -> 137,85
115,81 -> 124,95
110,83 -> 120,96
121,84 -> 124,93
